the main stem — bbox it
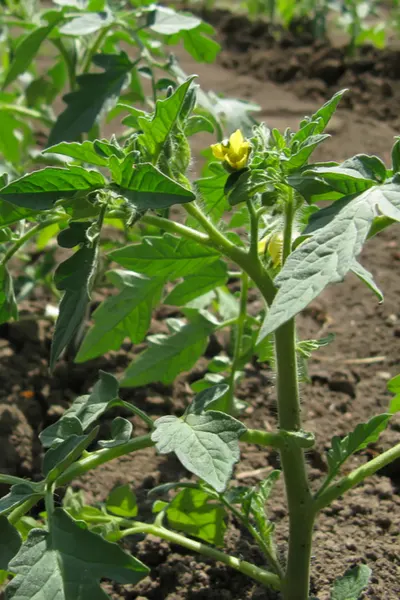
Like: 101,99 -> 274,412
274,190 -> 314,600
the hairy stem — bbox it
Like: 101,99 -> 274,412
314,441 -> 400,513
52,39 -> 76,91
0,104 -> 54,128
82,26 -> 112,73
1,216 -> 64,267
119,522 -> 281,590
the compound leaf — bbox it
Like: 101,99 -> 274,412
0,517 -> 21,570
40,371 -> 120,447
326,414 -> 391,478
49,53 -> 133,146
50,244 -> 98,368
76,270 -> 162,362
0,167 -> 105,210
116,162 -> 195,210
259,183 -> 400,340
106,485 -> 137,518
331,565 -> 372,600
110,234 -> 219,280
165,260 -> 227,306
151,411 -> 246,492
166,488 -> 226,545
6,509 -> 149,600
121,320 -> 215,387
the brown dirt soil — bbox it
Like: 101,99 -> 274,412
1,27 -> 400,600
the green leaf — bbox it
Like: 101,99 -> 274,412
121,320 -> 215,388
109,234 -> 220,280
48,53 -> 133,146
387,374 -> 400,414
148,7 -> 201,35
188,384 -> 230,415
6,509 -> 149,600
50,244 -> 98,368
185,115 -> 215,136
294,89 -> 346,144
259,183 -> 400,340
106,485 -> 137,518
76,270 -> 162,362
303,164 -> 378,196
326,414 -> 391,478
285,134 -> 330,170
392,138 -> 400,173
0,517 -> 21,570
0,483 -> 43,516
0,265 -> 18,325
351,261 -> 383,302
137,76 -> 196,159
98,417 -> 133,448
40,371 -> 120,447
331,564 -> 372,600
57,221 -> 91,248
245,471 -> 280,543
0,199 -> 37,229
3,20 -> 61,89
164,260 -> 227,306
43,427 -> 99,483
194,162 -> 229,222
0,167 -> 105,210
115,162 -> 195,210
44,141 -> 110,166
167,488 -> 226,545
152,411 -> 246,492
60,11 -> 113,36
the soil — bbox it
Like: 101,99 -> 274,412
1,14 -> 400,600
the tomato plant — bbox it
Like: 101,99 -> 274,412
0,3 -> 400,600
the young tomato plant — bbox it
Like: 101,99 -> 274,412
0,82 -> 400,600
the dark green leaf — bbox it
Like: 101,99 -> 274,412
40,371 -> 120,447
106,485 -> 137,518
303,165 -> 377,196
285,135 -> 330,170
116,162 -> 195,210
0,167 -> 105,210
0,484 -> 43,516
43,427 -> 99,483
188,384 -> 230,415
60,11 -> 113,36
50,244 -> 98,368
121,320 -> 215,388
57,221 -> 91,248
194,162 -> 229,222
351,261 -> 383,302
167,488 -> 226,545
76,270 -> 162,362
44,141 -> 110,166
0,265 -> 18,325
3,20 -> 61,89
164,260 -> 227,306
98,417 -> 133,448
331,565 -> 371,600
392,138 -> 400,173
259,183 -> 400,340
0,517 -> 21,570
6,509 -> 149,600
326,414 -> 391,478
152,411 -> 246,492
109,234 -> 219,280
185,115 -> 215,136
294,89 -> 346,144
48,53 -> 133,146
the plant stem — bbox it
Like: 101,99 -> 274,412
141,214 -> 209,245
82,26 -> 111,73
1,216 -> 64,267
8,496 -> 43,525
0,104 -> 54,128
224,272 -> 249,414
241,428 -> 282,448
0,474 -> 32,486
118,522 -> 281,590
52,39 -> 76,91
314,441 -> 400,513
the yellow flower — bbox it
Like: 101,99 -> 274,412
258,232 -> 284,267
211,129 -> 251,170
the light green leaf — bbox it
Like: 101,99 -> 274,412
116,162 -> 195,210
43,427 -> 99,484
0,167 -> 105,210
48,53 -> 133,146
194,162 -> 229,223
326,414 -> 391,479
106,485 -> 137,518
0,265 -> 18,325
259,183 -> 400,340
331,564 -> 372,600
121,320 -> 215,387
387,374 -> 400,414
165,260 -> 227,306
109,234 -> 219,280
185,115 -> 215,136
351,261 -> 383,302
40,371 -> 120,447
60,11 -> 113,36
44,140 -> 110,166
152,411 -> 246,492
6,509 -> 149,600
3,20 -> 62,89
50,244 -> 98,368
98,417 -> 133,448
76,270 -> 162,362
137,77 -> 195,159
294,89 -> 346,144
188,384 -> 229,415
0,517 -> 21,570
0,483 -> 43,516
167,488 -> 226,545
285,134 -> 330,170
148,7 -> 201,35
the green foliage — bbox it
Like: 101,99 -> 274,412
331,564 -> 372,600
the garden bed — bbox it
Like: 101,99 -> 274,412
1,8 -> 400,600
